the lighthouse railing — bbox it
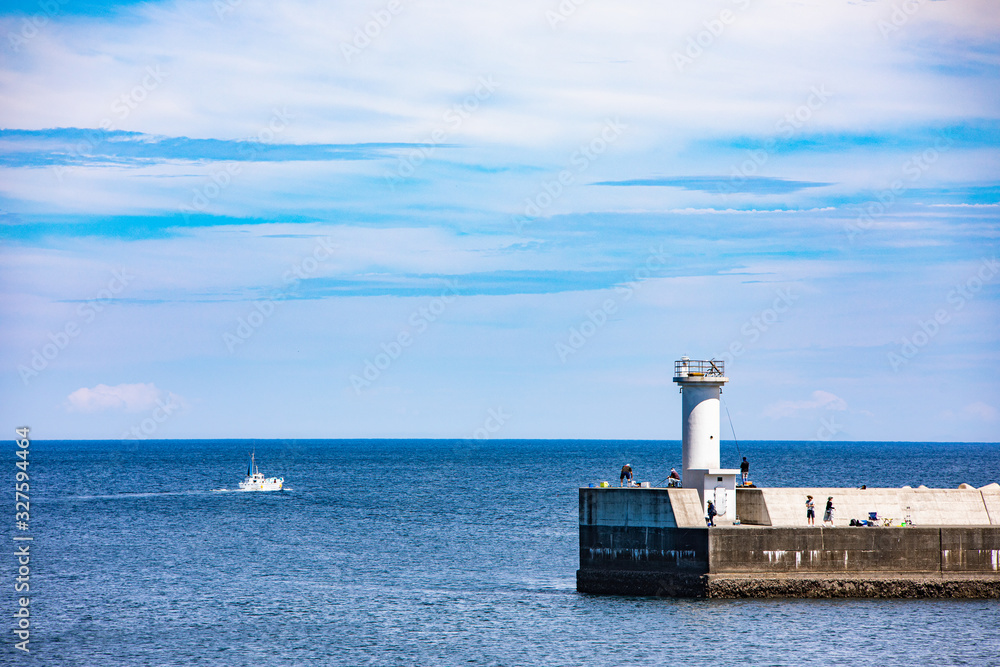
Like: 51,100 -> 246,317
673,359 -> 725,377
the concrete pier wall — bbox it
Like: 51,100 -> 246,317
580,487 -> 706,529
578,487 -> 1000,598
708,526 -> 1000,574
736,486 -> 1000,527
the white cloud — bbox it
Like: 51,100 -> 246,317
4,0 -> 997,144
763,390 -> 848,419
66,382 -> 180,413
962,402 -> 997,422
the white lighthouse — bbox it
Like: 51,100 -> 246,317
672,357 -> 740,523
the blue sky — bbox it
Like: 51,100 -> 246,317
1,0 -> 998,442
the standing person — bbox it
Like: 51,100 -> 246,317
740,456 -> 750,485
706,501 -> 718,527
620,463 -> 633,487
806,495 -> 815,526
823,496 -> 835,526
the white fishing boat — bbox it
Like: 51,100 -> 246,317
238,451 -> 283,491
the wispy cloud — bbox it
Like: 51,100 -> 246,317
963,402 -> 997,422
763,390 -> 848,420
698,121 -> 1000,155
294,269 -> 666,298
593,176 -> 832,194
65,382 -> 183,413
0,128 -> 435,168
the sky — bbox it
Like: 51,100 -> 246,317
0,0 -> 998,442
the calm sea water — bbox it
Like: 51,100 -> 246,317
10,439 -> 1000,666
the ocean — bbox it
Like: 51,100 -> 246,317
12,439 -> 1000,666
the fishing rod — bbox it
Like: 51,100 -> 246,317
723,397 -> 742,461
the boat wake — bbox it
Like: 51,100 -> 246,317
212,487 -> 292,493
50,490 -> 216,502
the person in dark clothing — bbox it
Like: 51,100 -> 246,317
824,497 -> 835,526
668,467 -> 681,487
740,457 -> 749,484
620,463 -> 633,487
706,501 -> 718,526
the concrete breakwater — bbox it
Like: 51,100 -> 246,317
578,487 -> 1000,598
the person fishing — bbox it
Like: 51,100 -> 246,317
620,463 -> 633,487
668,467 -> 681,487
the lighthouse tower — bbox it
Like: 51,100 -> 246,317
672,357 -> 739,522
